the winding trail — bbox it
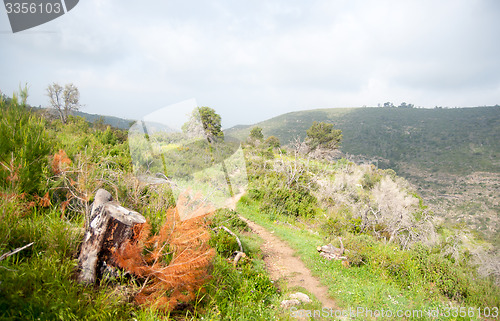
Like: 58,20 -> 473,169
238,215 -> 337,310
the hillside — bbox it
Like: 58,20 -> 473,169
1,94 -> 498,320
227,106 -> 500,243
73,110 -> 135,130
227,106 -> 500,173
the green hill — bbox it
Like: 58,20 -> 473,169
228,106 -> 500,174
227,106 -> 500,243
71,110 -> 134,130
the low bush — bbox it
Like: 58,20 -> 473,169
341,234 -> 500,307
249,172 -> 317,218
0,94 -> 52,196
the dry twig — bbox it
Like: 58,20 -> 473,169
0,242 -> 34,262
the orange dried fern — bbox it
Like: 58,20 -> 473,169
114,207 -> 215,312
51,149 -> 72,175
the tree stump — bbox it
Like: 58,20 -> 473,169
77,189 -> 146,284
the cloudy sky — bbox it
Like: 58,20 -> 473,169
1,0 -> 499,128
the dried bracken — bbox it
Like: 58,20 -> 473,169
51,149 -> 72,175
113,207 -> 215,312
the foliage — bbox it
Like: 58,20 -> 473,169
249,126 -> 264,141
0,90 -> 52,196
305,121 -> 342,150
247,159 -> 317,218
229,106 -> 500,175
194,107 -> 224,142
238,199 -> 500,314
209,208 -> 249,232
0,197 -> 132,320
265,135 -> 281,149
201,257 -> 280,320
208,209 -> 248,257
0,94 -> 284,320
3,90 -> 499,319
227,106 -> 500,242
200,209 -> 281,320
315,163 -> 437,249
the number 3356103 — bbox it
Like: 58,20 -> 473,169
5,2 -> 62,14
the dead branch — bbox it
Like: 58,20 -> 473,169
232,251 -> 247,266
214,225 -> 243,253
0,242 -> 34,262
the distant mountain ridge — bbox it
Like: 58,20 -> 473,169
73,110 -> 135,130
227,106 -> 500,175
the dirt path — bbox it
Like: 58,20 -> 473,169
239,215 -> 337,309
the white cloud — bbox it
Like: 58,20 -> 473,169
1,0 -> 499,126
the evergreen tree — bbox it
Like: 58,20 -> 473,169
249,126 -> 264,141
305,121 -> 342,150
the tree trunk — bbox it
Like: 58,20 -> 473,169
77,189 -> 146,284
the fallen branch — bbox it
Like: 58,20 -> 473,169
232,251 -> 247,266
214,225 -> 243,253
0,242 -> 34,262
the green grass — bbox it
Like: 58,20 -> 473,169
0,200 -> 287,320
236,198 -> 491,321
0,201 -> 134,320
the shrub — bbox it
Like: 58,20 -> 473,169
248,164 -> 318,218
342,234 -> 376,266
0,94 -> 52,195
259,181 -> 317,217
201,256 -> 279,320
361,172 -> 381,190
210,229 -> 241,257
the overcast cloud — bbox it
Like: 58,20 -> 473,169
1,0 -> 499,128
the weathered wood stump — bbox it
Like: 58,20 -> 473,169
77,189 -> 146,284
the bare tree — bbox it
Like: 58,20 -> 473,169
46,83 -> 81,124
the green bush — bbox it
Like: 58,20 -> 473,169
0,95 -> 52,195
208,209 -> 249,257
361,172 -> 381,189
248,168 -> 318,218
210,229 -> 240,257
321,217 -> 344,236
0,198 -> 131,320
342,234 -> 376,266
342,236 -> 500,307
260,185 -> 317,217
321,206 -> 362,237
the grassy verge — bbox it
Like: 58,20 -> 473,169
236,197 -> 491,321
0,197 -> 289,320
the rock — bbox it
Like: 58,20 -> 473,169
317,237 -> 346,260
290,292 -> 312,303
280,299 -> 301,308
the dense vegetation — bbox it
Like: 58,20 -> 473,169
228,106 -> 500,175
227,106 -> 500,243
1,91 -> 498,320
0,92 -> 282,320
